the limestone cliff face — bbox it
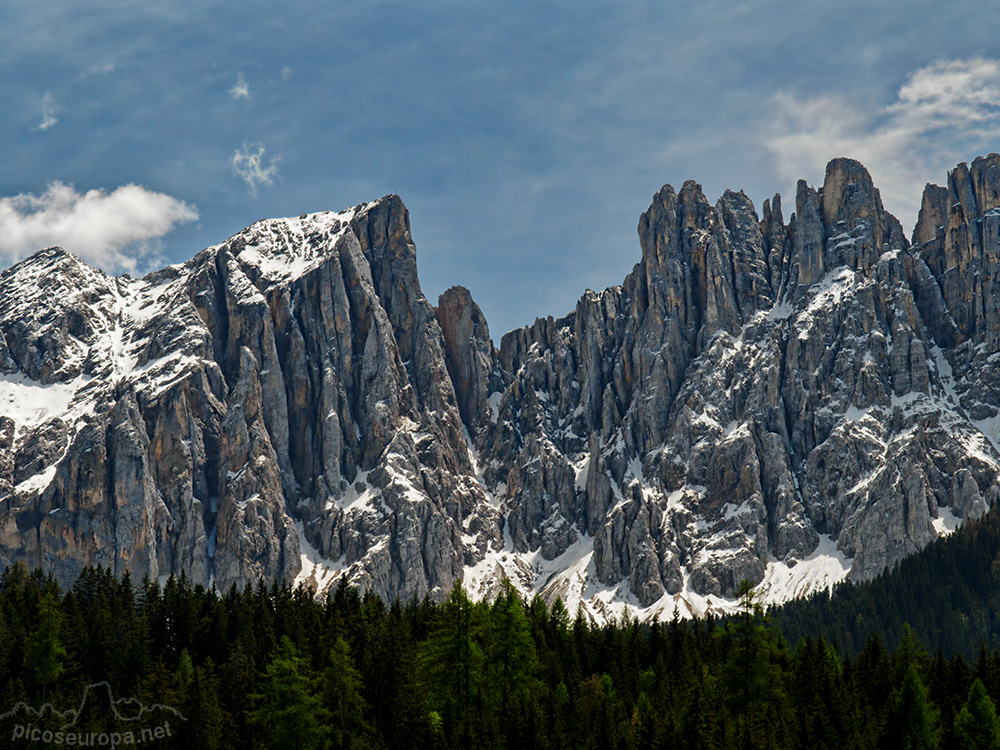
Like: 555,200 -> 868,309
2,156 -> 1000,620
0,200 -> 500,600
466,155 -> 1000,614
435,286 -> 501,434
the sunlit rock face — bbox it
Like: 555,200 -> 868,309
2,155 -> 1000,622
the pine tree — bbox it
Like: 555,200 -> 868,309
676,665 -> 723,750
178,647 -> 195,686
720,580 -> 792,750
220,634 -> 257,746
366,601 -> 428,749
324,636 -> 370,750
247,635 -> 331,749
575,672 -> 629,750
178,658 -> 229,750
895,664 -> 940,750
855,633 -> 895,747
488,581 -> 540,749
24,589 -> 66,704
953,678 -> 1000,750
421,581 -> 484,749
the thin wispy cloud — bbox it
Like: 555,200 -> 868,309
85,62 -> 116,76
36,92 -> 58,131
0,182 -> 198,273
281,66 -> 292,80
231,142 -> 279,196
229,73 -> 250,100
768,57 -> 1000,231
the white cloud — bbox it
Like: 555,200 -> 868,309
85,62 -> 116,76
231,142 -> 280,196
768,58 -> 1000,232
36,92 -> 58,131
229,73 -> 250,100
0,182 -> 198,273
281,66 -> 293,80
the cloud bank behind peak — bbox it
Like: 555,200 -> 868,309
768,57 -> 1000,234
0,182 -> 198,274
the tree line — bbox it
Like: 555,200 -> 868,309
1,564 -> 999,749
774,504 -> 1000,660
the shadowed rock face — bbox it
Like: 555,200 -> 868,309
435,286 -> 501,434
2,156 -> 1000,618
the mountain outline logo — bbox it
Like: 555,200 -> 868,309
1,683 -> 186,746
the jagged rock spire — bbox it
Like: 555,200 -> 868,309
2,157 -> 1000,621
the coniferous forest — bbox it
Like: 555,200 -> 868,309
773,504 -> 1000,661
1,547 -> 1000,750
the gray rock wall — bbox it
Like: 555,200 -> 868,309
2,156 -> 1000,616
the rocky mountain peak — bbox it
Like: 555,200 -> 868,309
913,183 -> 949,247
966,153 -> 1000,215
0,246 -> 126,384
3,156 -> 1000,622
222,206 -> 366,287
434,286 -> 500,434
820,157 -> 905,252
914,152 -> 1000,348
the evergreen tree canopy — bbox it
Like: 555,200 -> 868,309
953,678 -> 1000,750
247,635 -> 331,749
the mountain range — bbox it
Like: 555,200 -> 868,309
2,154 -> 1000,622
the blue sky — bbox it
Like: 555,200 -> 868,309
3,0 -> 1000,337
